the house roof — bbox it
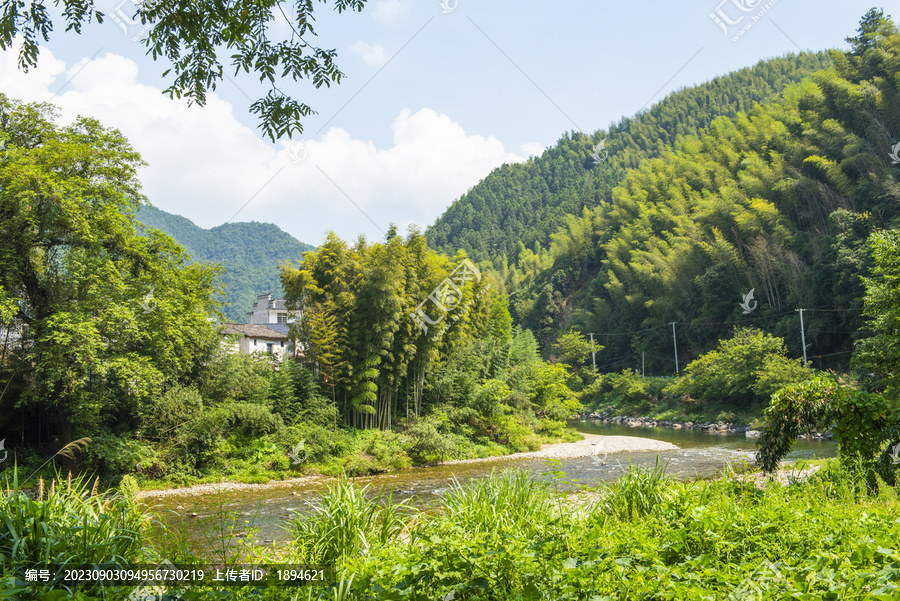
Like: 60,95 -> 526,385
221,323 -> 289,341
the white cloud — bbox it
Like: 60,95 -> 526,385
520,142 -> 546,158
0,46 -> 526,246
350,41 -> 390,67
372,0 -> 404,24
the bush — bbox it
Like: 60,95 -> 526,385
404,417 -> 460,465
757,377 -> 900,482
665,327 -> 814,409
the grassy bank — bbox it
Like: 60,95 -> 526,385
131,427 -> 583,492
7,459 -> 900,600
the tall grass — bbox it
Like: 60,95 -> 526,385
598,458 -> 670,521
440,469 -> 558,538
290,479 -> 414,565
0,466 -> 150,596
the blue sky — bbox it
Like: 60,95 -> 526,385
0,0 -> 886,245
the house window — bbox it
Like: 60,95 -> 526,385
266,343 -> 274,354
277,313 -> 287,324
280,341 -> 284,348
253,339 -> 257,346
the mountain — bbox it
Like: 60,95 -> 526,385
427,11 -> 900,376
136,205 -> 315,322
427,52 -> 834,264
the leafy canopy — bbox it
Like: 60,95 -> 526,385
0,95 -> 221,439
0,0 -> 368,140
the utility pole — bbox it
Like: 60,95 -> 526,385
588,333 -> 597,371
796,308 -> 808,366
670,322 -> 679,376
642,351 -> 645,378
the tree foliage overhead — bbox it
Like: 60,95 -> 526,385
0,0 -> 368,140
136,205 -> 314,322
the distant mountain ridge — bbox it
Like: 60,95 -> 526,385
136,205 -> 314,322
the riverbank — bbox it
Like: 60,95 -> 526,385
138,433 -> 679,499
577,412 -> 834,440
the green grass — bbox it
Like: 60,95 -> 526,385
8,459 -> 900,600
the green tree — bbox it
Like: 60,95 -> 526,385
0,96 -> 221,444
552,330 -> 597,369
0,0 -> 368,140
853,230 -> 900,400
667,328 -> 813,409
845,7 -> 897,54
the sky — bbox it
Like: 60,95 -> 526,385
0,0 -> 887,246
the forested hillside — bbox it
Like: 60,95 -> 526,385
427,52 -> 833,263
429,12 -> 900,380
137,205 -> 314,321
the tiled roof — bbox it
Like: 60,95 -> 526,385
221,323 -> 289,340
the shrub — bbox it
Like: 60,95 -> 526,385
665,327 -> 814,409
757,377 -> 900,482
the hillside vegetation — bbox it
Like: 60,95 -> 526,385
137,205 -> 314,321
431,14 -> 900,380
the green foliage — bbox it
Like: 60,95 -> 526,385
320,467 -> 900,599
1,0 -> 369,139
583,370 -> 670,414
136,205 -> 314,322
854,229 -> 900,400
0,466 -> 151,597
551,329 -> 596,369
757,377 -> 900,478
666,328 -> 814,409
290,479 -> 413,566
0,96 -> 221,448
600,459 -> 670,521
403,415 -> 460,465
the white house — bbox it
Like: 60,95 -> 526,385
220,293 -> 302,360
247,293 -> 300,325
221,323 -> 296,360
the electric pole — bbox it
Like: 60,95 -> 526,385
670,322 -> 679,376
796,308 -> 808,366
642,351 -> 645,378
588,333 -> 597,371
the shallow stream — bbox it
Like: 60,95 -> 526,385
146,420 -> 836,547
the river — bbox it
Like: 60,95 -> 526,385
145,420 -> 836,548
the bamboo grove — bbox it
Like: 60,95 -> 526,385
281,229 -> 509,429
438,10 -> 900,375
